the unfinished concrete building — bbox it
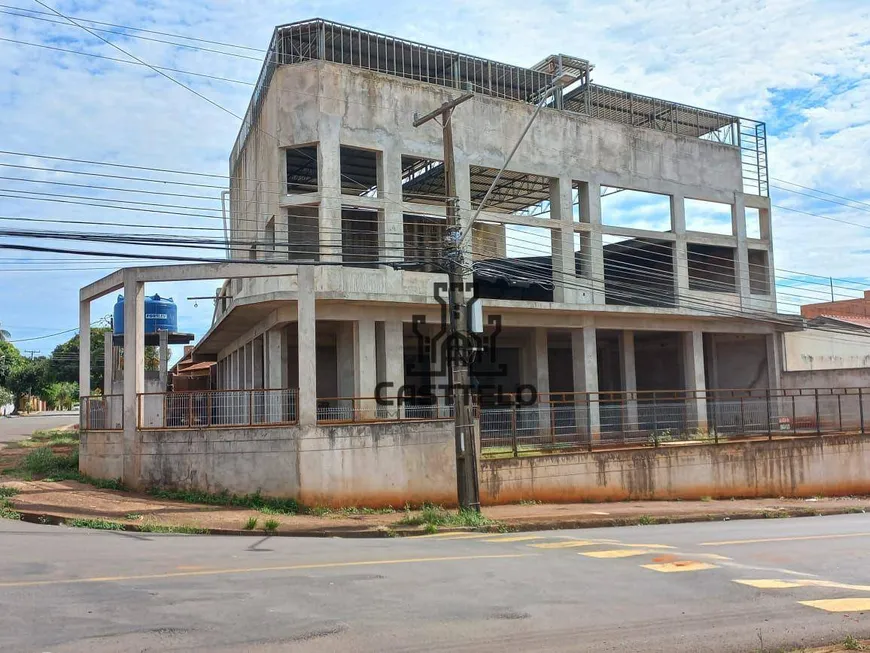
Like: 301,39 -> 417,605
79,19 -> 807,503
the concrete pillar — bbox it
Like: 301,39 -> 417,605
122,276 -> 144,486
533,327 -> 551,434
682,330 -> 708,430
732,194 -> 751,304
356,319 -> 377,416
318,129 -> 343,263
550,177 -> 577,304
378,148 -> 404,263
453,157 -> 474,280
766,332 -> 782,390
671,194 -> 689,306
376,321 -> 405,416
577,181 -> 604,304
252,336 -> 264,390
78,299 -> 90,399
158,330 -> 169,390
619,330 -> 639,430
572,326 -> 600,441
336,322 -> 355,398
297,266 -> 317,425
265,327 -> 288,422
103,331 -> 114,394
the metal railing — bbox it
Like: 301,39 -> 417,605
480,388 -> 869,456
80,394 -> 123,431
137,389 -> 298,429
316,397 -> 454,424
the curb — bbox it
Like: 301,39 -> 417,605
9,505 -> 866,538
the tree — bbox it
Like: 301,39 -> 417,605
0,341 -> 24,388
0,322 -> 9,342
6,357 -> 52,413
43,381 -> 79,411
49,327 -> 111,392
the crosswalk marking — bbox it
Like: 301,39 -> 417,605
734,579 -> 803,589
579,549 -> 651,559
799,598 -> 870,612
481,535 -> 543,543
528,541 -> 597,549
642,562 -> 719,573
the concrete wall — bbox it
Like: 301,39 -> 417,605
80,420 -> 455,507
482,435 -> 870,504
783,329 -> 870,371
782,368 -> 870,390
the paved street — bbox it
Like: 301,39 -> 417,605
0,514 -> 868,652
0,411 -> 77,443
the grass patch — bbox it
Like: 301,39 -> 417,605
14,429 -> 80,448
66,517 -> 125,531
396,504 -> 501,532
306,505 -> 396,517
844,635 -> 865,651
4,446 -> 125,490
0,487 -> 19,498
148,488 -> 299,516
0,498 -> 20,520
125,513 -> 143,521
263,518 -> 279,533
700,496 -> 713,503
137,522 -> 207,534
244,516 -> 258,530
636,515 -> 657,526
518,499 -> 541,506
762,509 -> 790,519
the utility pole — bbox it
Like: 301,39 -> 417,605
413,91 -> 480,512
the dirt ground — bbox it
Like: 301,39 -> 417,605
1,477 -> 868,535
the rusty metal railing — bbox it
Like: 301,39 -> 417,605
80,395 -> 123,431
316,396 -> 454,424
137,388 -> 298,430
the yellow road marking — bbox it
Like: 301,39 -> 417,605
529,541 -> 597,549
481,535 -> 543,543
424,533 -> 500,540
642,562 -> 719,573
0,554 -> 533,589
734,579 -> 803,589
611,543 -> 676,550
580,549 -> 650,559
697,554 -> 732,561
799,598 -> 870,612
700,532 -> 870,547
734,578 -> 870,593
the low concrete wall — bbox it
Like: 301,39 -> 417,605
782,368 -> 870,390
80,420 -> 456,507
481,435 -> 870,504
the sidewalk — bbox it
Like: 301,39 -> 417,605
1,478 -> 867,536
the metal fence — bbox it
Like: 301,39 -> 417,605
479,388 -> 869,456
316,397 -> 454,424
80,394 -> 123,431
137,389 -> 298,429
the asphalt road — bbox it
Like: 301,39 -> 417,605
0,411 -> 78,443
0,514 -> 868,652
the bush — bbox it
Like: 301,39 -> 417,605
22,447 -> 79,477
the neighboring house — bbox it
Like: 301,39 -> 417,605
77,19 -> 804,502
783,313 -> 870,389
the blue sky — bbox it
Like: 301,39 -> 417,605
1,0 -> 870,358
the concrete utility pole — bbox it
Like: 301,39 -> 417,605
413,92 -> 480,512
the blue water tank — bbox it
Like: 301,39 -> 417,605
113,294 -> 178,336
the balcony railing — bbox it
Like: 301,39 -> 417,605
479,388 -> 868,456
137,389 -> 298,429
80,394 -> 123,431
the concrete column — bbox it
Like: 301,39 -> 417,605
356,319 -> 377,416
376,321 -> 405,416
671,194 -> 690,306
336,322 -> 355,398
252,336 -> 264,390
766,332 -> 782,390
122,276 -> 144,486
297,266 -> 317,425
732,194 -> 751,304
577,181 -> 604,304
103,331 -> 113,394
682,330 -> 708,430
378,147 -> 404,263
78,299 -> 90,399
158,330 -> 169,390
453,157 -> 474,281
533,327 -> 551,434
266,327 -> 288,422
550,177 -> 577,304
318,129 -> 343,263
572,326 -> 600,441
619,330 -> 639,430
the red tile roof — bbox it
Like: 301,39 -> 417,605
818,314 -> 870,329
